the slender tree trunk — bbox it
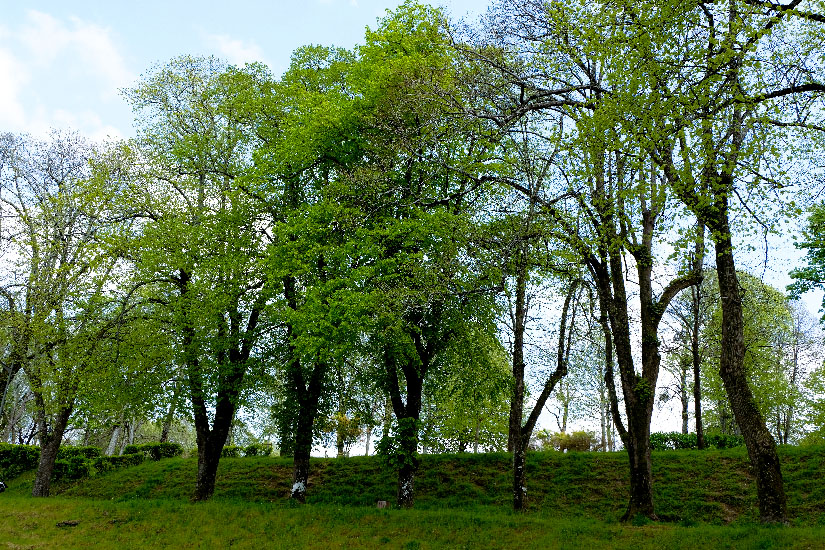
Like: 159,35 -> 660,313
692,285 -> 706,449
512,280 -> 578,510
680,367 -> 689,434
715,230 -> 787,524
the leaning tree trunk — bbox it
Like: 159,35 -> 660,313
715,228 -> 787,524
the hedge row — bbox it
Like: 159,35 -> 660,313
123,442 -> 184,460
221,443 -> 274,458
650,432 -> 745,451
1,442 -> 184,481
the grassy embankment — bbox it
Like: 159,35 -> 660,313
1,445 -> 824,549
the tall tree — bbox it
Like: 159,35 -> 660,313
349,2 -> 501,508
620,0 -> 824,522
123,56 -> 269,501
0,132 -> 130,496
461,0 -> 704,519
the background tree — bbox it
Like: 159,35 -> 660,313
0,132 -> 131,496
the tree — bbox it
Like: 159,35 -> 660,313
123,56 -> 270,501
618,0 -> 824,522
462,0 -> 704,519
347,2 -> 503,508
790,202 -> 825,320
0,132 -> 130,496
662,259 -> 711,447
702,272 -> 815,444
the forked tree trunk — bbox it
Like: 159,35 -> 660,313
31,406 -> 73,497
511,280 -> 578,510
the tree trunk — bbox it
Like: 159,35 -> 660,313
680,367 -> 689,435
715,232 -> 787,524
692,285 -> 705,449
397,461 -> 416,509
106,423 -> 122,456
31,406 -> 72,497
291,390 -> 319,503
512,441 -> 527,510
621,410 -> 656,520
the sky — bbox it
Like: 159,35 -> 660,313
0,0 -> 489,142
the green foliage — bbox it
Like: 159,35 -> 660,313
123,442 -> 184,460
789,203 -> 825,321
57,446 -> 102,460
52,457 -> 92,481
701,271 -> 799,437
0,444 -> 40,479
377,418 -> 421,471
243,443 -> 273,457
649,432 -> 744,451
91,453 -> 145,474
533,430 -> 599,452
221,446 -> 242,458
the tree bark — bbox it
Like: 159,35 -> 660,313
31,406 -> 73,497
290,358 -> 325,503
691,284 -> 706,450
715,229 -> 787,524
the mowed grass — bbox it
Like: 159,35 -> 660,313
1,496 -> 824,550
1,445 -> 824,548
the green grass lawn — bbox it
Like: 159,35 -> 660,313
1,445 -> 824,548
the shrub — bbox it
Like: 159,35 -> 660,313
57,445 -> 102,459
221,445 -> 242,458
52,457 -> 92,480
92,453 -> 145,474
650,432 -> 744,451
533,430 -> 598,452
0,443 -> 40,478
243,443 -> 273,457
123,442 -> 184,460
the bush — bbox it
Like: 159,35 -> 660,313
650,432 -> 744,451
52,457 -> 92,480
221,445 -> 242,458
123,442 -> 184,460
92,453 -> 144,474
533,430 -> 598,452
243,443 -> 273,457
0,443 -> 40,478
57,445 -> 102,459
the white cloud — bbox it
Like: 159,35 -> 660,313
20,11 -> 135,96
205,33 -> 267,66
0,10 -> 134,140
0,48 -> 29,129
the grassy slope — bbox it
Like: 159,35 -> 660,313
1,446 -> 824,549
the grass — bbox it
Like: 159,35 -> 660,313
1,445 -> 824,548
